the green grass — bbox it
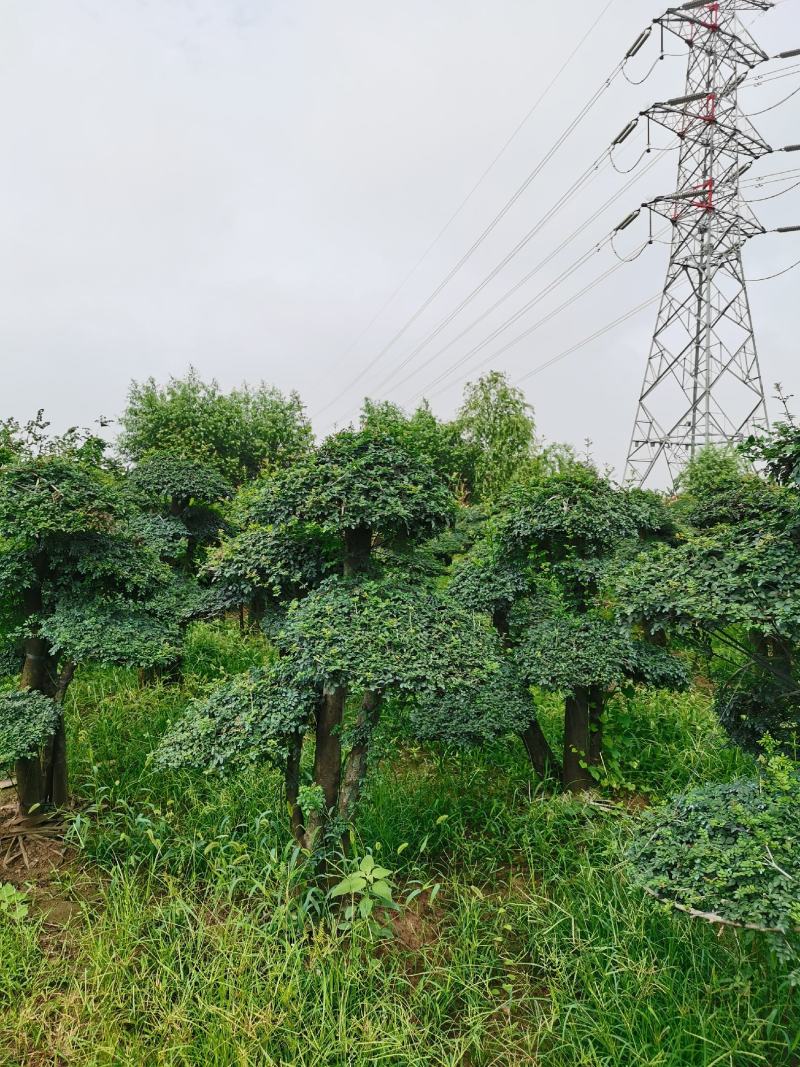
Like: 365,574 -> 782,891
0,622 -> 797,1066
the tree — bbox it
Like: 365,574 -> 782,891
359,398 -> 478,499
0,417 -> 188,813
621,443 -> 800,959
127,453 -> 232,574
617,454 -> 800,755
452,466 -> 688,791
157,429 -> 508,850
119,369 -> 313,484
455,372 -> 536,502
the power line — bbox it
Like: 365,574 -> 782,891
364,153 -> 665,403
515,295 -> 660,385
367,152 -> 612,398
401,239 -> 611,401
417,238 -> 659,404
748,255 -> 800,280
315,53 -> 626,423
313,1 -> 620,422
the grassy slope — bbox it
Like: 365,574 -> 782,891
1,622 -> 797,1067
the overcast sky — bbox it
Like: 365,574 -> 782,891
2,0 -> 799,476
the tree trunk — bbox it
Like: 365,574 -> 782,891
751,630 -> 793,688
563,688 -> 594,793
520,719 -> 560,781
285,732 -> 305,845
588,685 -> 604,766
343,527 -> 372,578
491,605 -> 560,782
338,691 -> 382,826
15,584 -> 64,815
249,599 -> 265,634
303,687 -> 345,850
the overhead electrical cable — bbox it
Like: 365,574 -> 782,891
413,241 -> 656,404
394,239 -> 612,401
366,150 -> 613,397
514,295 -> 660,384
414,222 -> 671,403
313,0 -> 620,421
315,51 -> 626,422
361,153 -> 664,403
747,255 -> 800,280
745,82 -> 800,115
745,177 -> 800,201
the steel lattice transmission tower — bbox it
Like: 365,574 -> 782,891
624,0 -> 775,488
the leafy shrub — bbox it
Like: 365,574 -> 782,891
629,752 -> 800,940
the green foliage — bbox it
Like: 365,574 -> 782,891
0,452 -> 125,545
0,690 -> 61,764
455,371 -> 536,501
119,370 -> 312,483
629,753 -> 800,939
299,429 -> 455,541
128,453 -> 232,509
617,494 -> 800,641
203,520 -> 335,609
23,648 -> 795,1067
0,883 -> 29,922
499,466 -> 664,560
517,615 -> 689,694
41,594 -> 184,670
715,671 -> 800,756
279,576 -> 502,698
409,660 -> 534,746
359,398 -> 477,495
328,852 -> 400,933
744,416 -> 800,487
154,663 -> 316,774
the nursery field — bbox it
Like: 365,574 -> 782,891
1,627 -> 796,1067
2,373 -> 799,1065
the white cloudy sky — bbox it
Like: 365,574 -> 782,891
1,0 -> 799,475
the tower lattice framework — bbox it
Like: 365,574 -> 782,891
625,0 -> 773,488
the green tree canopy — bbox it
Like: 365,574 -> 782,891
119,369 -> 313,483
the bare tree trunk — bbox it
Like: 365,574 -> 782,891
588,685 -> 604,766
285,732 -> 305,845
343,527 -> 372,578
563,688 -> 594,793
492,605 -> 560,782
338,691 -> 382,826
303,687 -> 345,850
520,719 -> 560,781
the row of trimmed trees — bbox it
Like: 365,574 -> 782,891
2,372 -> 798,938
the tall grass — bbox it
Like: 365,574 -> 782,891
0,622 -> 797,1066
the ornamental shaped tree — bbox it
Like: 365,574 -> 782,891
158,429 -> 502,848
618,453 -> 800,755
0,419 -> 187,813
453,466 -> 687,792
623,445 -> 800,955
127,452 -> 232,575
